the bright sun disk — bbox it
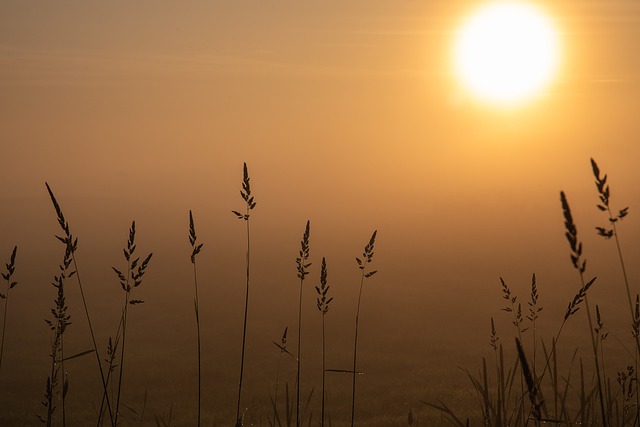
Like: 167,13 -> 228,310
454,2 -> 560,106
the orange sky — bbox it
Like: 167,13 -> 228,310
1,1 -> 640,424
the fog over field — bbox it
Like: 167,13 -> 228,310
2,1 -> 640,425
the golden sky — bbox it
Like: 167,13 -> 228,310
1,1 -> 640,423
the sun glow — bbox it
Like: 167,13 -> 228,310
454,2 -> 560,106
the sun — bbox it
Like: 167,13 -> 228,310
453,1 -> 560,106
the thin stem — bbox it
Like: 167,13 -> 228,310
61,334 -> 66,427
321,312 -> 326,427
97,315 -> 123,427
47,334 -> 59,427
0,246 -> 17,378
236,217 -> 251,426
296,277 -> 303,427
0,286 -> 9,374
193,261 -> 202,427
273,352 -> 283,427
189,210 -> 204,427
114,263 -> 132,427
233,163 -> 255,427
294,220 -> 310,427
72,257 -> 114,426
611,222 -> 633,318
580,272 -> 607,427
351,270 -> 365,427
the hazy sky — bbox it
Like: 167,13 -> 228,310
2,1 -> 640,424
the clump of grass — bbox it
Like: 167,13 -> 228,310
45,182 -> 114,424
232,162 -> 256,427
315,257 -> 333,427
351,230 -> 378,427
189,210 -> 204,427
295,220 -> 311,427
111,221 -> 153,426
0,245 -> 18,376
560,190 -> 607,426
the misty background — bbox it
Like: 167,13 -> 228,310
2,0 -> 640,425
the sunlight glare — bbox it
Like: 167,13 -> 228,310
454,2 -> 560,106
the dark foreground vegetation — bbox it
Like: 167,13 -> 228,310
1,158 -> 637,426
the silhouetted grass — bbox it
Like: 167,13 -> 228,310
316,257 -> 333,427
188,210 -> 204,427
38,239 -> 73,426
351,230 -> 377,427
112,221 -> 153,426
295,219 -> 311,427
3,158 -> 639,425
0,245 -> 18,376
45,182 -> 114,425
232,162 -> 256,427
560,190 -> 607,426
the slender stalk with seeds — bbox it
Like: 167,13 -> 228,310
37,241 -> 73,426
590,159 -> 638,353
112,221 -> 153,426
526,274 -> 542,378
560,191 -> 607,427
295,220 -> 311,427
189,210 -> 204,427
0,245 -> 18,377
351,230 -> 378,427
45,183 -> 114,425
315,257 -> 333,427
232,162 -> 256,427
499,277 -> 527,424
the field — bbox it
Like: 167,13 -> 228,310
1,159 -> 639,426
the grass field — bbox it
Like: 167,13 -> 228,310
1,159 -> 640,426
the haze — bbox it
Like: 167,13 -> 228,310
1,1 -> 640,425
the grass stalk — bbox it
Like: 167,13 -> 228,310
315,257 -> 333,427
38,241 -> 73,426
295,220 -> 311,427
526,274 -> 541,379
45,182 -> 115,425
189,210 -> 204,427
112,221 -> 153,426
232,162 -> 256,427
499,277 -> 527,425
0,245 -> 18,377
560,190 -> 607,427
351,230 -> 378,427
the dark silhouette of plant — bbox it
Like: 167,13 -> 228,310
560,191 -> 606,427
45,182 -> 113,425
189,210 -> 204,427
316,257 -> 333,427
351,230 -> 378,427
526,274 -> 542,377
232,162 -> 256,427
112,221 -> 153,426
591,159 -> 636,339
295,220 -> 311,427
37,241 -> 73,426
0,245 -> 18,376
